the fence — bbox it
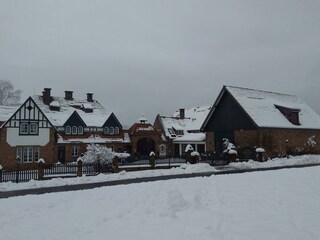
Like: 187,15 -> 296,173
0,157 -> 188,183
0,161 -> 113,183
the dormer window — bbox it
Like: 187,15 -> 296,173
115,127 -> 120,135
65,126 -> 71,135
110,127 -> 114,135
104,127 -> 109,135
72,126 -> 77,135
275,105 -> 301,125
78,126 -> 84,135
168,128 -> 176,137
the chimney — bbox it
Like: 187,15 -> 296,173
65,91 -> 73,100
42,88 -> 52,105
87,93 -> 93,102
179,108 -> 185,119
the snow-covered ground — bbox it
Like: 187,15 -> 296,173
0,166 -> 319,240
1,155 -> 320,192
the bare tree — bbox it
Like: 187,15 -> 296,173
0,80 -> 22,105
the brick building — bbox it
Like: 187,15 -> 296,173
0,88 -> 130,170
154,106 -> 213,158
201,86 -> 320,159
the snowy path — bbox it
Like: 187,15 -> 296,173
0,167 -> 319,240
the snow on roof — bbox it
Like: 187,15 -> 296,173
58,134 -> 130,144
160,105 -> 211,138
50,101 -> 60,107
226,86 -> 320,129
172,133 -> 206,143
138,115 -> 148,122
32,95 -> 112,127
0,105 -> 19,123
82,103 -> 93,109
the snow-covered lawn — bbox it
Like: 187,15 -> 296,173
1,155 -> 320,192
1,166 -> 320,240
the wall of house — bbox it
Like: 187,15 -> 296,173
0,128 -> 56,171
205,132 -> 215,153
6,128 -> 50,146
234,129 -> 320,158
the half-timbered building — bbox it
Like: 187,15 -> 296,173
0,97 -> 56,170
201,86 -> 320,159
0,88 -> 130,170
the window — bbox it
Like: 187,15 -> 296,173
30,123 -> 39,135
71,145 -> 79,157
72,126 -> 77,135
115,127 -> 119,135
110,127 -> 114,135
104,127 -> 109,135
20,123 -> 29,135
66,126 -> 71,135
78,126 -> 83,135
16,146 -> 40,163
275,105 -> 300,125
20,122 -> 39,135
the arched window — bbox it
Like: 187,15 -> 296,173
30,123 -> 39,135
65,126 -> 71,135
72,126 -> 77,135
104,127 -> 109,135
20,123 -> 29,135
110,127 -> 114,135
78,126 -> 83,135
115,127 -> 119,135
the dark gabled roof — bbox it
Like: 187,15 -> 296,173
201,85 -> 320,131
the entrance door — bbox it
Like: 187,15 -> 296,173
214,131 -> 234,154
58,146 -> 66,163
137,138 -> 155,157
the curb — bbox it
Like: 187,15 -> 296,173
1,163 -> 320,199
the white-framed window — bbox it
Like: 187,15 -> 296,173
19,122 -> 39,135
78,126 -> 83,135
110,127 -> 114,135
104,127 -> 109,135
30,123 -> 39,135
71,145 -> 79,157
19,123 -> 29,135
115,127 -> 119,135
72,126 -> 77,135
16,146 -> 40,163
65,126 -> 71,135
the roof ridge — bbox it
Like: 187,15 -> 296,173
225,85 -> 297,98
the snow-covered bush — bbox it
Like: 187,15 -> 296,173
185,144 -> 194,152
82,144 -> 115,164
256,148 -> 265,153
191,151 -> 200,157
222,138 -> 237,155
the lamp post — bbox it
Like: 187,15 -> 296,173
285,139 -> 289,159
16,156 -> 20,183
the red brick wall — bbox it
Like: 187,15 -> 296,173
0,128 -> 56,171
234,129 -> 320,158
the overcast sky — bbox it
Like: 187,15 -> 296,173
1,0 -> 320,126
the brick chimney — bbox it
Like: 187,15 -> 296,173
179,108 -> 185,119
42,88 -> 52,105
65,91 -> 73,100
87,93 -> 93,102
